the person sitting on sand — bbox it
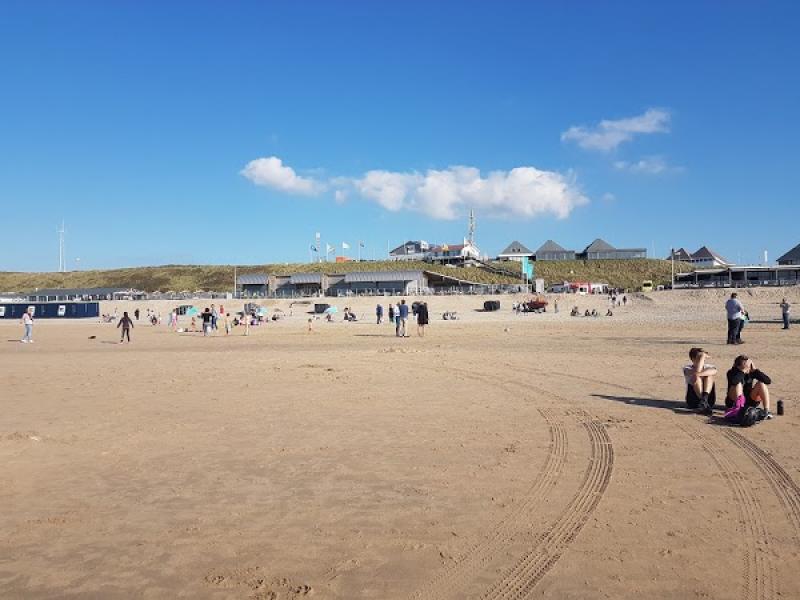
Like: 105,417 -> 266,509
683,347 -> 717,414
571,306 -> 579,317
726,355 -> 773,419
606,308 -> 613,317
584,309 -> 591,317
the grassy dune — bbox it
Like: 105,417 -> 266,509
0,259 -> 692,293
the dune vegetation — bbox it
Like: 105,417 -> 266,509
0,259 -> 693,293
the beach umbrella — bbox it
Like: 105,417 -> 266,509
324,306 -> 339,314
186,307 -> 199,316
256,307 -> 268,317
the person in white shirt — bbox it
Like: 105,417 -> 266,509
20,308 -> 34,343
725,293 -> 745,344
683,347 -> 717,414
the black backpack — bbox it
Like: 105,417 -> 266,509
739,407 -> 764,427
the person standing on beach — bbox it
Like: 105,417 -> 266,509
726,292 -> 745,344
117,311 -> 134,343
170,309 -> 178,330
416,301 -> 429,337
201,308 -> 213,336
134,308 -> 140,321
780,298 -> 791,330
211,304 -> 218,331
388,303 -> 395,324
398,299 -> 409,337
20,307 -> 34,343
376,303 -> 384,324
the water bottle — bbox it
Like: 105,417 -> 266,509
777,400 -> 784,416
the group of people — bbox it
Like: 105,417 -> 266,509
724,293 -> 792,344
570,307 -> 613,317
608,291 -> 628,307
683,347 -> 774,424
375,299 -> 429,337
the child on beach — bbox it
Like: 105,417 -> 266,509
117,311 -> 134,343
20,307 -> 34,343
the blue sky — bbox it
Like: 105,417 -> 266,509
1,1 -> 799,271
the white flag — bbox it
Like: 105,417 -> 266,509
342,242 -> 350,250
326,243 -> 334,254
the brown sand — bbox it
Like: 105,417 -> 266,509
2,290 -> 799,599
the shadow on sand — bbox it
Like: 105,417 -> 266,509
590,393 -> 739,427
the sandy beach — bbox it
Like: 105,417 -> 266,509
2,289 -> 799,599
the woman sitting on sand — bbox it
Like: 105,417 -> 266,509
726,355 -> 773,419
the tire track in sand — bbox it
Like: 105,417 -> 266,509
679,425 -> 776,600
524,368 -> 781,600
478,412 -> 614,600
409,406 -> 567,600
722,430 -> 800,539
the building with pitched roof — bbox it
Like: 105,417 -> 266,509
534,240 -> 576,261
577,239 -> 647,260
497,240 -> 534,262
777,242 -> 800,266
389,240 -> 430,261
688,246 -> 731,268
666,248 -> 693,261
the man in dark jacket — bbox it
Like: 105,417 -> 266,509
726,355 -> 773,418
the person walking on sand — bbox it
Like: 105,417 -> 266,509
416,301 -> 429,337
20,307 -> 34,343
726,292 -> 745,344
117,311 -> 134,343
210,304 -> 218,330
397,298 -> 409,337
376,303 -> 384,325
780,298 -> 791,330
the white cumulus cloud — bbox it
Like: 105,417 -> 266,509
561,108 -> 670,152
240,156 -> 323,195
242,157 -> 589,220
350,165 -> 588,220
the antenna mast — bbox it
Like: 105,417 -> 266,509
467,209 -> 475,246
58,220 -> 66,272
